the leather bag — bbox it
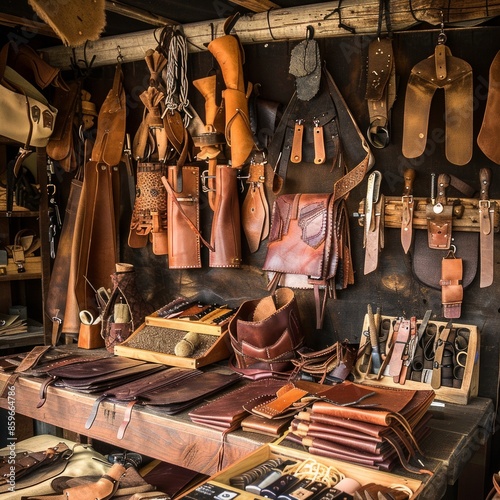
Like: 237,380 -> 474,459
0,435 -> 110,500
0,43 -> 57,150
228,287 -> 304,378
263,192 -> 352,329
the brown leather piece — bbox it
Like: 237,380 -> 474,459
478,50 -> 500,164
46,179 -> 82,341
241,162 -> 269,253
228,287 -> 304,375
207,34 -> 255,168
441,253 -> 463,319
166,165 -> 202,269
403,44 -> 473,165
209,165 -> 242,268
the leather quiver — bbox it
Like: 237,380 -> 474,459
166,165 -> 202,269
228,288 -> 304,377
209,164 -> 242,268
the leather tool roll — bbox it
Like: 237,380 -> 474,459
209,164 -> 242,268
228,287 -> 304,377
163,165 -> 202,269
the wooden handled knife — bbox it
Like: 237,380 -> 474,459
401,168 -> 415,254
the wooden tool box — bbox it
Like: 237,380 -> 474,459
353,315 -> 479,405
113,306 -> 233,369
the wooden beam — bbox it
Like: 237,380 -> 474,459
0,12 -> 58,39
104,1 -> 179,26
229,0 -> 281,11
41,0 -> 500,70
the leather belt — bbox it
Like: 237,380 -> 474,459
479,167 -> 495,288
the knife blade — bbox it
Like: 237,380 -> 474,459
479,167 -> 495,288
401,168 -> 415,254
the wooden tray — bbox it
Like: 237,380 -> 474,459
353,315 -> 479,405
184,440 -> 424,499
114,322 -> 231,369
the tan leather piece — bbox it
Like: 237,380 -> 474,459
207,34 -> 255,168
478,50 -> 500,164
364,195 -> 384,275
402,44 -> 473,165
313,123 -> 326,164
479,167 -> 494,288
209,165 -> 242,268
241,162 -> 269,253
291,121 -> 303,163
440,252 -> 463,319
252,385 -> 308,418
430,321 -> 453,390
166,166 -> 202,269
91,64 -> 126,166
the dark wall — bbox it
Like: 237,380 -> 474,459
81,25 -> 500,403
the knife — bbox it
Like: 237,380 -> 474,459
401,168 -> 415,254
364,171 -> 383,274
479,167 -> 495,288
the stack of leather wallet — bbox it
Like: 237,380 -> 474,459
286,382 -> 435,473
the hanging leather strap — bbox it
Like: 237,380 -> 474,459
440,248 -> 463,319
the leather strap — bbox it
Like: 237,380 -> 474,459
431,320 -> 453,389
365,37 -> 396,149
291,120 -> 304,163
251,384 -> 308,418
313,120 -> 326,164
440,248 -> 463,319
479,167 -> 495,288
0,345 -> 51,398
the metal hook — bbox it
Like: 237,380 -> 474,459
116,45 -> 124,63
437,10 -> 447,45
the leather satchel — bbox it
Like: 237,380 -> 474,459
263,193 -> 352,329
0,43 -> 58,150
228,287 -> 304,378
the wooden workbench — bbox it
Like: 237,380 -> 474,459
0,364 -> 494,498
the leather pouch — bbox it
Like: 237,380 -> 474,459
166,165 -> 202,269
412,230 -> 478,290
228,287 -> 304,378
